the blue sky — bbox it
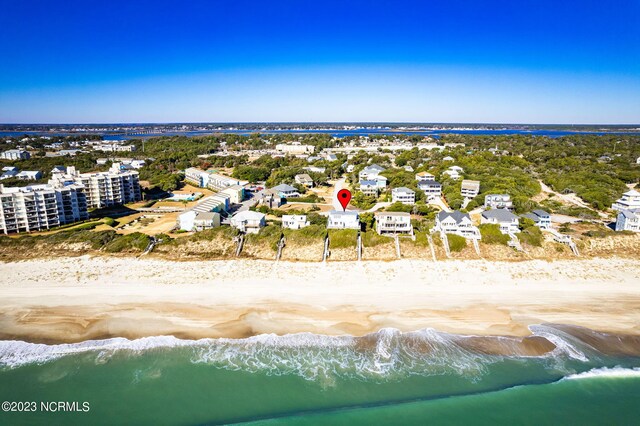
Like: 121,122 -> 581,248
1,0 -> 639,124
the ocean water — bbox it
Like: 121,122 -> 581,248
0,325 -> 639,425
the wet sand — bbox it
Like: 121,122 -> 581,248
0,257 -> 639,347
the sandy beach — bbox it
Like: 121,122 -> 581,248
0,256 -> 639,343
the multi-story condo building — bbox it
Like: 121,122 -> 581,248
0,183 -> 88,234
50,164 -> 141,209
275,142 -> 315,155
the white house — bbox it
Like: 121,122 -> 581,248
418,180 -> 442,199
434,211 -> 481,239
327,210 -> 360,230
481,208 -> 520,234
375,212 -> 413,235
359,180 -> 379,197
230,210 -> 266,234
615,209 -> 640,232
178,210 -> 220,232
391,187 -> 416,205
1,149 -> 30,160
522,209 -> 552,230
612,189 -> 640,211
294,174 -> 314,187
443,156 -> 455,162
484,194 -> 513,210
415,171 -> 435,181
358,164 -> 386,181
636,156 -> 640,165
442,166 -> 463,180
271,184 -> 300,198
282,214 -> 310,229
15,171 -> 42,181
461,180 -> 480,198
0,166 -> 18,180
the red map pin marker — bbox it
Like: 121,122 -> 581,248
337,189 -> 352,211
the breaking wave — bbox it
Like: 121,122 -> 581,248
1,325 -> 637,384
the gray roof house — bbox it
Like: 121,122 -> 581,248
481,208 -> 520,234
522,209 -> 552,229
271,184 -> 300,198
434,210 -> 481,239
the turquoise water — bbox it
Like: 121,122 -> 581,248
1,326 -> 639,425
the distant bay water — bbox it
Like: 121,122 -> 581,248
2,128 -> 640,141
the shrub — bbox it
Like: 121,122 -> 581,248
446,233 -> 467,252
385,202 -> 413,213
103,217 -> 117,227
328,229 -> 358,248
102,232 -> 150,253
518,226 -> 543,247
361,231 -> 389,247
479,224 -> 510,245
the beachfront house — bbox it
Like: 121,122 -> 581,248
327,210 -> 360,230
178,210 -> 221,232
461,180 -> 480,198
481,208 -> 520,234
484,194 -> 513,210
615,209 -> 640,232
522,210 -> 552,230
359,180 -> 379,197
612,189 -> 640,211
417,180 -> 442,200
282,214 -> 310,230
1,149 -> 30,160
294,173 -> 314,188
433,211 -> 481,239
271,184 -> 300,198
415,171 -> 435,181
391,187 -> 416,205
230,210 -> 266,234
374,212 -> 413,235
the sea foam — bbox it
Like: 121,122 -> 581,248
0,326 -> 626,384
561,366 -> 640,381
